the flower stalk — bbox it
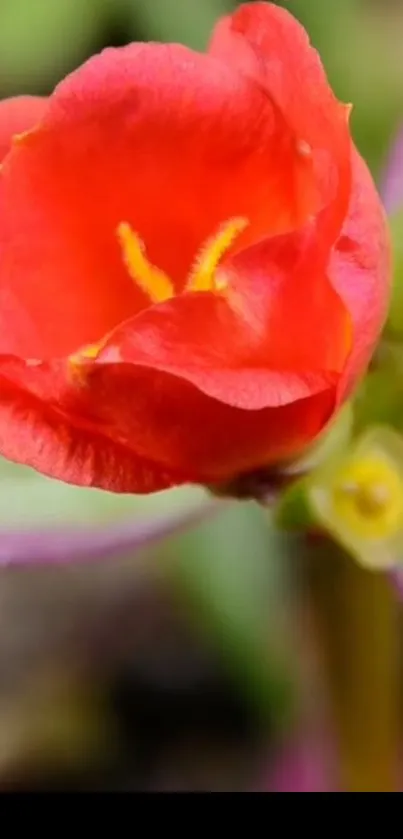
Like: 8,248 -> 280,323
302,540 -> 401,792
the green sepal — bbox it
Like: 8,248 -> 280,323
273,475 -> 315,531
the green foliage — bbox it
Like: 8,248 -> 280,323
164,501 -> 294,724
122,0 -> 231,50
0,0 -> 109,96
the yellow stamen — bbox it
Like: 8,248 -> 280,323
186,217 -> 248,293
330,455 -> 403,541
69,338 -> 104,366
117,222 -> 174,304
79,343 -> 102,361
12,129 -> 32,146
68,337 -> 108,385
71,215 -> 250,383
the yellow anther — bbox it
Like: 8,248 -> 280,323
331,455 -> 403,540
186,217 -> 248,294
67,336 -> 109,386
69,340 -> 103,366
339,481 -> 392,519
117,222 -> 174,304
12,129 -> 32,146
81,344 -> 102,360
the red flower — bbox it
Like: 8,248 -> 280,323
0,2 -> 391,493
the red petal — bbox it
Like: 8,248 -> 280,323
332,147 -> 391,401
209,1 -> 352,248
0,220 -> 343,488
209,4 -> 389,398
0,355 -> 336,491
0,96 -> 47,162
0,41 -> 326,360
94,225 -> 348,410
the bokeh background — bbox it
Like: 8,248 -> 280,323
0,0 -> 400,791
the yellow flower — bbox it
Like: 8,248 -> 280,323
308,427 -> 403,570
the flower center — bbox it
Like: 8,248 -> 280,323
68,216 -> 248,374
331,455 -> 403,540
117,216 -> 248,303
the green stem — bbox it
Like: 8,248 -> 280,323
302,540 -> 401,792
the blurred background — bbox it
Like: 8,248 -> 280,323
0,0 -> 401,791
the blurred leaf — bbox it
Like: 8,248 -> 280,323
0,458 -> 294,723
0,500 -> 221,568
354,341 -> 403,433
274,478 -> 314,533
282,404 -> 354,476
164,501 -> 294,723
280,0 -> 401,174
354,366 -> 403,434
0,0 -> 108,96
0,670 -> 113,784
278,0 -> 358,54
122,0 -> 230,50
0,456 -> 208,526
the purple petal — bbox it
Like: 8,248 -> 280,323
0,499 -> 222,567
259,730 -> 336,792
380,126 -> 403,214
390,569 -> 403,600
